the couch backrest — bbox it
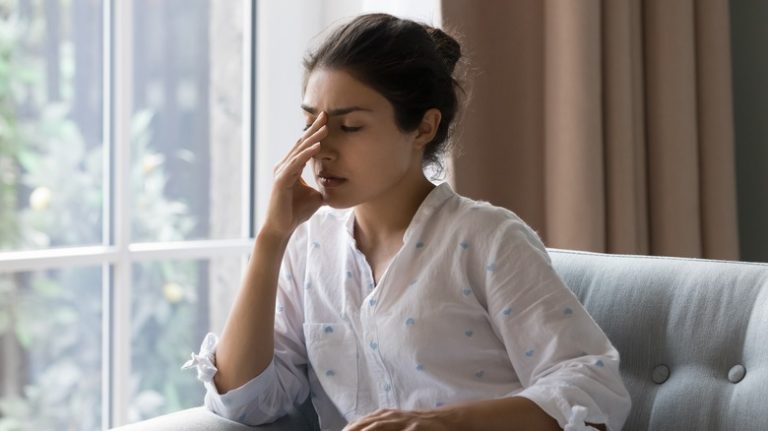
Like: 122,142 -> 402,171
547,248 -> 768,431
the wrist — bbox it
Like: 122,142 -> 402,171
256,227 -> 292,248
433,405 -> 469,430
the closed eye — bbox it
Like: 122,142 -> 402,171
303,124 -> 363,132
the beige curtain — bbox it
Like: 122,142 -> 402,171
442,0 -> 739,260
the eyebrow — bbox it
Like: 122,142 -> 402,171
301,104 -> 373,116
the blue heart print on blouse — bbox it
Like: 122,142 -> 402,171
405,318 -> 416,327
324,325 -> 334,334
502,307 -> 513,316
595,359 -> 605,368
416,241 -> 425,249
486,262 -> 497,273
325,370 -> 336,377
369,298 -> 377,307
312,241 -> 321,249
346,271 -> 352,278
460,240 -> 469,250
465,330 -> 474,337
369,341 -> 378,350
416,363 -> 424,371
526,349 -> 535,357
462,288 -> 472,296
564,307 -> 574,316
475,370 -> 485,378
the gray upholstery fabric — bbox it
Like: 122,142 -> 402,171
549,249 -> 768,431
113,248 -> 768,430
112,397 -> 320,431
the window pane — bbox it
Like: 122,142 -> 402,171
0,265 -> 102,430
130,256 -> 241,422
0,0 -> 104,252
131,0 -> 246,243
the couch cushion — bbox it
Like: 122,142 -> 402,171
548,248 -> 768,431
111,404 -> 317,431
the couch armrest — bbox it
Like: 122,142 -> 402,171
110,405 -> 316,431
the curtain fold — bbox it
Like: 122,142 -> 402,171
442,0 -> 739,259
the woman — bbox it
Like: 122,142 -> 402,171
183,13 -> 631,431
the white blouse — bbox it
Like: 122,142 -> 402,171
183,182 -> 631,431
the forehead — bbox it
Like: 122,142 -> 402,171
302,68 -> 387,113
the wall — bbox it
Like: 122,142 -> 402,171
730,0 -> 768,263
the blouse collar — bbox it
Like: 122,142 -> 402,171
343,181 -> 455,244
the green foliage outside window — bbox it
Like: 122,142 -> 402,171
0,3 -> 204,429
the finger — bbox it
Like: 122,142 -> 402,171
344,410 -> 398,431
275,122 -> 328,175
274,142 -> 322,187
302,110 -> 327,140
274,143 -> 320,187
278,111 -> 327,168
287,124 -> 329,171
273,121 -> 327,179
360,419 -> 404,431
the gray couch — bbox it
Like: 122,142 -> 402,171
114,248 -> 768,430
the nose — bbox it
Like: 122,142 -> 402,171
313,136 -> 336,161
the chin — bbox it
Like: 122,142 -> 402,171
320,192 -> 356,209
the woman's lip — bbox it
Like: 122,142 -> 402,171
318,172 -> 344,179
317,174 -> 346,180
318,176 -> 347,188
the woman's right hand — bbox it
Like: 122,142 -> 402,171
261,111 -> 329,239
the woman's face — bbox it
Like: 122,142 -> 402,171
303,68 -> 427,209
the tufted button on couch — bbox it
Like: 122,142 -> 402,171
113,248 -> 768,431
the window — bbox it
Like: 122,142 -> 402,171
1,0 -> 441,428
0,0 -> 253,428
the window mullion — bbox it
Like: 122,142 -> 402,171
101,0 -> 114,427
109,0 -> 134,427
243,0 -> 256,240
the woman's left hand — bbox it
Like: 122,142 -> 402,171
342,408 -> 457,431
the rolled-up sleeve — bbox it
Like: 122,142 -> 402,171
483,219 -> 631,431
182,227 -> 311,426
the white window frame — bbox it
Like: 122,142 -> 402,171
107,0 -> 257,426
0,0 -> 255,428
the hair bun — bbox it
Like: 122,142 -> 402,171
425,26 -> 461,75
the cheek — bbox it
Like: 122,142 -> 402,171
366,130 -> 414,162
361,141 -> 412,174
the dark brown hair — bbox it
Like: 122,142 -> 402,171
303,13 -> 465,176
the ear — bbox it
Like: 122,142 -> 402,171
412,108 -> 442,151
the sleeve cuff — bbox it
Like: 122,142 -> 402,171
182,332 -> 282,422
181,332 -> 219,382
202,358 -> 279,415
511,385 -> 608,431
